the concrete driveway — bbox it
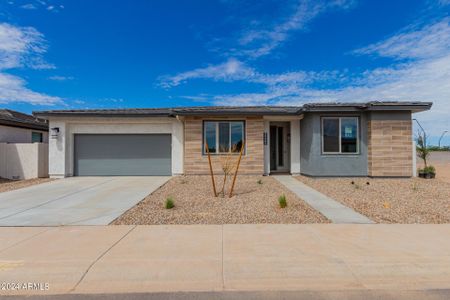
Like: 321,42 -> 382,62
0,176 -> 170,226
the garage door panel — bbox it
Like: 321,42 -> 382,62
74,134 -> 171,176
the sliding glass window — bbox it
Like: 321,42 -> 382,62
203,121 -> 245,154
322,117 -> 359,154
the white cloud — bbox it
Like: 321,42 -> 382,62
354,18 -> 450,60
20,3 -> 37,9
0,23 -> 62,105
48,75 -> 74,81
0,73 -> 61,105
12,1 -> 64,12
437,0 -> 450,6
159,58 -> 256,88
234,0 -> 355,58
0,22 -> 55,70
99,98 -> 124,103
158,58 -> 335,88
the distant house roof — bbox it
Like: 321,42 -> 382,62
33,101 -> 432,118
0,109 -> 48,131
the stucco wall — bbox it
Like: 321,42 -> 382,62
184,116 -> 264,175
300,112 -> 369,176
0,143 -> 48,179
47,117 -> 184,177
0,125 -> 48,143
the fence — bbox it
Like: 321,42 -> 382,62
0,143 -> 48,180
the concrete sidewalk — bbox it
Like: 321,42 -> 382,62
274,175 -> 374,224
1,224 -> 450,296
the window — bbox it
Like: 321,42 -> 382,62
203,121 -> 245,154
32,132 -> 43,143
322,117 -> 358,154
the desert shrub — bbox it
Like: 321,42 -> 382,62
165,197 -> 175,209
423,165 -> 436,173
278,194 -> 287,208
418,165 -> 436,174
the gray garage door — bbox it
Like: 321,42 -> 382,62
74,134 -> 171,176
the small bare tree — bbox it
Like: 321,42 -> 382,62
205,139 -> 217,197
205,140 -> 245,197
229,140 -> 245,198
218,153 -> 237,197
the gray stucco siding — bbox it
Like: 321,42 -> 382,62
300,112 -> 368,176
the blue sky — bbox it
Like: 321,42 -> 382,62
0,0 -> 449,144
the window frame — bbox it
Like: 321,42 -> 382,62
202,120 -> 246,155
321,116 -> 359,155
31,131 -> 43,143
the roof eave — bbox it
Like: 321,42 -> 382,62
368,102 -> 433,113
33,112 -> 175,118
0,119 -> 48,131
173,111 -> 300,116
302,102 -> 433,113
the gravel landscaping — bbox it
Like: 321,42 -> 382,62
113,175 -> 329,225
0,177 -> 53,193
296,176 -> 450,224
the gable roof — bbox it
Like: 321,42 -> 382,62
33,101 -> 432,118
0,109 -> 48,131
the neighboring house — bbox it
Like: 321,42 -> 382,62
0,109 -> 49,143
0,109 -> 49,180
33,101 -> 432,178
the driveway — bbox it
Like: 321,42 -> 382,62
0,176 -> 170,226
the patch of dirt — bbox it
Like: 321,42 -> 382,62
296,176 -> 450,224
113,175 -> 329,225
0,178 -> 54,193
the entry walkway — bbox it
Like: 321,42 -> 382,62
274,175 -> 374,224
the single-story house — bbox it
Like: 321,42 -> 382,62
0,109 -> 49,143
33,101 -> 432,178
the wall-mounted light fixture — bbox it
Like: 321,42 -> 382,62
50,127 -> 60,138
